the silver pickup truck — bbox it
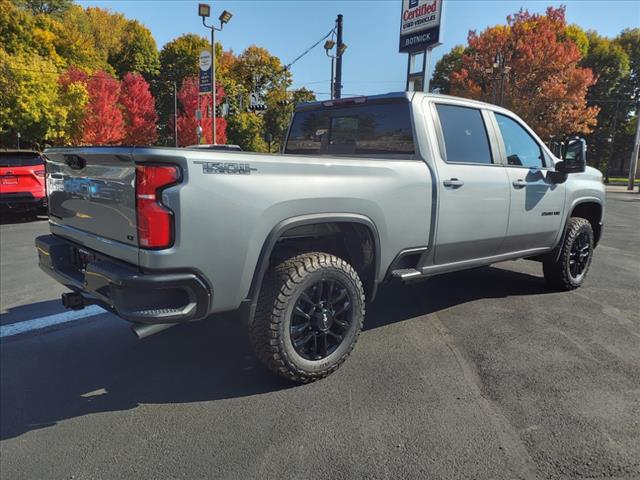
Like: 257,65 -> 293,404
36,92 -> 605,382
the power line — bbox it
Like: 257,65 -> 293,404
284,27 -> 335,71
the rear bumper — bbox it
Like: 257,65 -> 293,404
35,234 -> 211,324
0,192 -> 47,211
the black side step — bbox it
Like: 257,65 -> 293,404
391,268 -> 422,281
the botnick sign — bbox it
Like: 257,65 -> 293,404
399,0 -> 443,53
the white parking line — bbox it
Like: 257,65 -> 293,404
0,305 -> 107,338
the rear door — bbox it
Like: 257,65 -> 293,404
45,147 -> 138,247
431,103 -> 510,264
490,112 -> 566,252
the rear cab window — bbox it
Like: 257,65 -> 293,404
434,104 -> 493,165
285,101 -> 415,157
0,152 -> 43,167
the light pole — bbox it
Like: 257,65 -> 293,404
324,39 -> 336,99
486,53 -> 511,106
199,4 -> 232,145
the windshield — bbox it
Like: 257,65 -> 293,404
285,102 -> 415,156
0,152 -> 43,167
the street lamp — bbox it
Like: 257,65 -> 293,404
486,53 -> 510,106
324,39 -> 336,99
199,3 -> 232,145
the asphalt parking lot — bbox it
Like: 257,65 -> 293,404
1,191 -> 638,480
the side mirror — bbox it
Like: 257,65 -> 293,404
557,137 -> 586,174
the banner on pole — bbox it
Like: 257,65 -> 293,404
199,50 -> 212,94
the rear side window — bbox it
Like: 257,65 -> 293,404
435,104 -> 493,165
0,152 -> 43,167
495,113 -> 544,168
285,102 -> 414,156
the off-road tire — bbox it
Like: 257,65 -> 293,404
249,252 -> 365,383
543,217 -> 594,291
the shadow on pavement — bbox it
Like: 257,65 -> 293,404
1,299 -> 69,325
0,264 -> 550,440
0,211 -> 47,225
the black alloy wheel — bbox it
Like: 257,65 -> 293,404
290,279 -> 353,361
249,252 -> 365,383
568,231 -> 591,280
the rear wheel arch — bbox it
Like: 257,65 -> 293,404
240,214 -> 380,324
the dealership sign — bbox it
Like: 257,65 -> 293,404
399,0 -> 442,53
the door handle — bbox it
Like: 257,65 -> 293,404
512,179 -> 527,188
443,178 -> 464,188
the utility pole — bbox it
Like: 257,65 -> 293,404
334,14 -> 343,99
628,101 -> 640,191
606,100 -> 620,183
173,81 -> 178,147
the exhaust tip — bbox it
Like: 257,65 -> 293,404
131,322 -> 177,340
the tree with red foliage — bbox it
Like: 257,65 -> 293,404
449,6 -> 599,139
79,70 -> 125,145
176,76 -> 226,146
119,72 -> 158,145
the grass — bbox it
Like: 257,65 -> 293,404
606,176 -> 631,184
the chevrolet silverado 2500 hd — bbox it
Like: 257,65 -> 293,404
36,92 -> 605,382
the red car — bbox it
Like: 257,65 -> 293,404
0,150 -> 47,216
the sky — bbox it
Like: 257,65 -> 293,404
78,0 -> 640,100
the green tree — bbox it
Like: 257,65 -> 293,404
580,31 -> 630,175
613,28 -> 640,176
226,112 -> 267,152
0,51 -> 73,147
431,45 -> 465,94
231,45 -> 291,94
615,28 -> 640,99
109,20 -> 160,80
18,0 -> 72,16
263,87 -> 315,150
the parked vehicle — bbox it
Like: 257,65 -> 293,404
0,150 -> 47,216
36,92 -> 605,382
187,144 -> 242,151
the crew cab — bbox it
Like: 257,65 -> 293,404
36,92 -> 605,382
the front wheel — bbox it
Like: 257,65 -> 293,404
249,252 -> 365,383
543,217 -> 594,291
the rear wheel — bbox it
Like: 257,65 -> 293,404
543,217 -> 594,291
249,252 -> 365,383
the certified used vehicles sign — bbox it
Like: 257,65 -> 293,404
399,0 -> 443,53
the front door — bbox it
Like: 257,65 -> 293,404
432,103 -> 510,265
491,112 -> 566,253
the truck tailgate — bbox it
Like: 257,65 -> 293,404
45,147 -> 138,247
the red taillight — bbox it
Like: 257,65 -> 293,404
136,164 -> 181,249
34,169 -> 45,177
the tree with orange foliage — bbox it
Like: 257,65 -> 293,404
176,76 -> 227,146
449,6 -> 599,140
119,72 -> 158,145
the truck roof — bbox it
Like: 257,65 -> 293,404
295,91 -> 511,114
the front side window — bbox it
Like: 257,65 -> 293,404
495,113 -> 544,168
435,104 -> 493,164
285,102 -> 414,156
